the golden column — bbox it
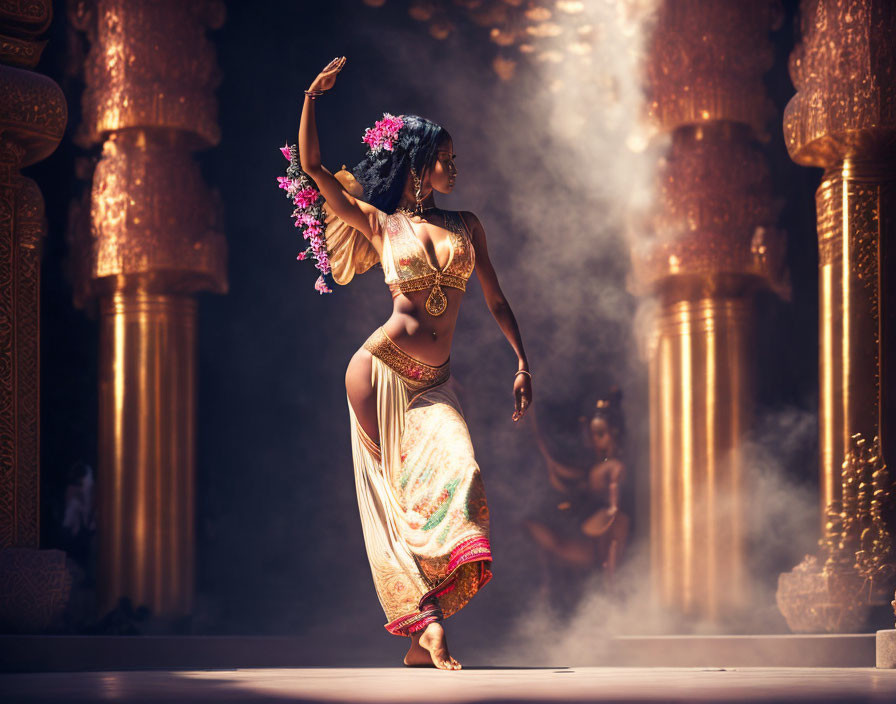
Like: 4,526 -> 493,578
71,0 -> 227,619
776,0 -> 896,633
635,0 -> 787,624
0,1 -> 73,631
784,0 -> 894,525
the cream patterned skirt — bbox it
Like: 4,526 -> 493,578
348,327 -> 492,636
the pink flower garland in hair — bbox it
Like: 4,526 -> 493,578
361,113 -> 405,154
277,142 -> 332,294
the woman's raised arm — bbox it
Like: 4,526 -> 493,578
299,57 -> 381,243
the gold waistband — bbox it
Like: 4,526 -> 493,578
363,328 -> 450,390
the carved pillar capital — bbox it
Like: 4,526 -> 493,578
0,0 -> 51,69
646,0 -> 781,137
635,0 -> 787,300
633,123 -> 787,297
0,64 -> 66,166
75,0 -> 225,148
88,130 -> 226,294
784,0 -> 896,166
72,0 -> 227,298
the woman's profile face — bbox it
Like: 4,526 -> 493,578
429,135 -> 457,195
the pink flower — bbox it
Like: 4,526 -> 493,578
293,187 -> 319,209
280,178 -> 302,197
276,139 -> 335,296
361,113 -> 405,154
292,211 -> 320,227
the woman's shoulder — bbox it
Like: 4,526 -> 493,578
453,209 -> 480,222
448,210 -> 483,236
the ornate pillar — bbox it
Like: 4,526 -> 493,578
636,0 -> 787,624
71,0 -> 227,619
784,0 -> 894,525
0,2 -> 73,631
776,0 -> 896,633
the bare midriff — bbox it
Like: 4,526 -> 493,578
380,286 -> 464,366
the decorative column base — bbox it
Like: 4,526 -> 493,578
777,557 -> 870,633
777,434 -> 896,632
0,549 -> 73,632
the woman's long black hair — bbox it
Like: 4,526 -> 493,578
352,114 -> 447,214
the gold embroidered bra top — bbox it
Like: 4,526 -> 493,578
381,211 -> 476,316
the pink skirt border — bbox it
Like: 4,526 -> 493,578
384,537 -> 492,637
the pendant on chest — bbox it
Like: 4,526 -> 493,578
425,272 -> 448,316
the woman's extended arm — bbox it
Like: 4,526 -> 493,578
463,211 -> 533,422
299,57 -> 381,244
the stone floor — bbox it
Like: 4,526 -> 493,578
2,667 -> 896,703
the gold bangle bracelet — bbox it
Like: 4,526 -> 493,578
514,370 -> 532,381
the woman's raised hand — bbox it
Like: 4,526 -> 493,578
308,56 -> 346,93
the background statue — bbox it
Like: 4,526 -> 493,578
524,388 -> 629,608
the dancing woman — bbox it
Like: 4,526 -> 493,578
297,57 -> 532,670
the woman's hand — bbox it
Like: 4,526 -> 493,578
308,56 -> 346,93
512,371 -> 533,422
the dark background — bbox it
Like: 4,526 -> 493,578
31,0 -> 821,657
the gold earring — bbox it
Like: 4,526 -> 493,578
411,167 -> 423,215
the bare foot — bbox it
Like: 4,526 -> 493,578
403,622 -> 461,670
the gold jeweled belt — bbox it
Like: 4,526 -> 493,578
363,328 -> 450,390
